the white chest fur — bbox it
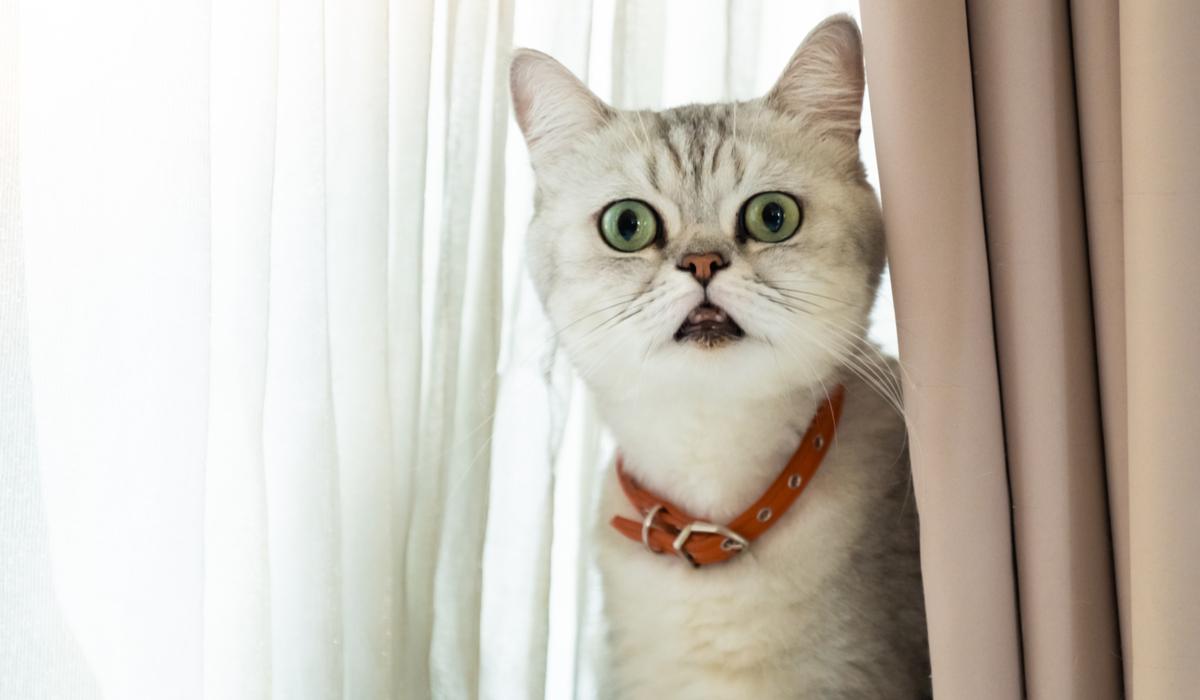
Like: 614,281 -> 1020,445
593,375 -> 921,699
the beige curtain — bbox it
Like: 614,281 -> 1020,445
859,0 -> 1200,698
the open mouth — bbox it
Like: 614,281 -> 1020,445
674,303 -> 745,347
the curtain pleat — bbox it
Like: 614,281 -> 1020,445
1068,0 -> 1130,694
400,0 -> 515,695
263,0 -> 344,695
429,0 -> 514,689
859,3 -> 1025,698
325,0 -> 394,697
1121,1 -> 1200,696
966,1 -> 1122,696
479,0 -> 598,695
610,0 -> 665,109
387,0 -> 434,694
722,0 -> 762,99
400,0 -> 463,687
204,0 -> 276,696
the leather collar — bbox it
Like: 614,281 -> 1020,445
610,385 -> 845,567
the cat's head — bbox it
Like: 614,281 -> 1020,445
510,16 -> 883,403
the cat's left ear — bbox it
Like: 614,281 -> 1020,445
510,49 -> 613,170
766,14 -> 864,142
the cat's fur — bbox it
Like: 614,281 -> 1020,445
510,15 -> 930,698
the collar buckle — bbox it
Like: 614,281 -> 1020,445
640,504 -> 666,553
672,521 -> 750,568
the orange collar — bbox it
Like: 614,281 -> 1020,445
611,385 -> 845,568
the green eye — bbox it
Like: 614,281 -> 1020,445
741,192 -> 802,243
599,199 -> 659,252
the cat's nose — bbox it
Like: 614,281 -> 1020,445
677,252 -> 728,286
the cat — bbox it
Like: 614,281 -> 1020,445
510,14 -> 930,699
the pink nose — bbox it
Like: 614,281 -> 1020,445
677,252 -> 728,285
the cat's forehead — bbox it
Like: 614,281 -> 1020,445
578,102 -> 806,220
641,104 -> 744,202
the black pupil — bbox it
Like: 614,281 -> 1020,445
617,208 -> 641,241
762,202 -> 785,232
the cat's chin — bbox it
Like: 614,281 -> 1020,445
673,302 -> 744,348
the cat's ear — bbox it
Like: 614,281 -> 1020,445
510,49 -> 613,168
766,14 -> 864,141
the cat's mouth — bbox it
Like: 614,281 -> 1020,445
674,303 -> 744,347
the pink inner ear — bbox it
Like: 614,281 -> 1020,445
509,52 -> 548,139
510,50 -> 614,164
767,17 -> 864,140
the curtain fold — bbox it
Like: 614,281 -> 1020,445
1121,2 -> 1200,696
387,0 -> 434,694
426,0 -> 514,693
863,0 -> 1200,696
326,0 -> 393,696
480,0 -> 596,694
1068,1 -> 1129,690
965,1 -> 1122,696
263,0 -> 344,694
858,3 -> 1025,697
204,0 -> 276,695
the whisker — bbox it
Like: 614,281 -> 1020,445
772,289 -> 827,311
547,291 -> 651,341
807,317 -> 905,401
771,287 -> 854,307
763,307 -> 907,421
750,281 -> 905,404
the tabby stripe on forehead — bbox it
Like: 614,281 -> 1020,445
690,127 -> 707,192
656,114 -> 685,176
711,110 -> 728,176
731,143 -> 745,186
645,152 -> 661,193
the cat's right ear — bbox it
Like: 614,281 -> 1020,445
766,15 -> 864,142
510,49 -> 612,169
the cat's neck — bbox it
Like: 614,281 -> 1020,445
598,382 -> 829,522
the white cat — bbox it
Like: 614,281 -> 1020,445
510,15 -> 929,698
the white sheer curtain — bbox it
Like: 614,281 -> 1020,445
1,1 -> 880,698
